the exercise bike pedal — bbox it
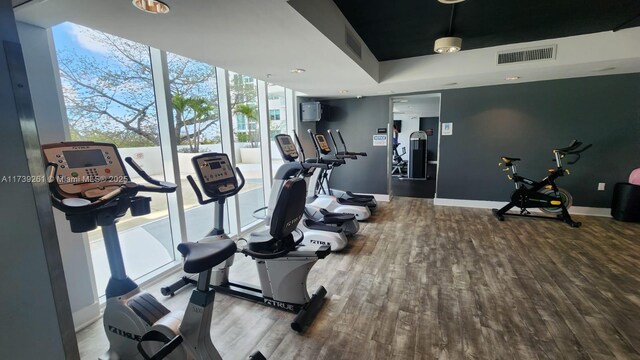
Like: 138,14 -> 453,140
491,209 -> 505,221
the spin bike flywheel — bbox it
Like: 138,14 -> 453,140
538,187 -> 573,214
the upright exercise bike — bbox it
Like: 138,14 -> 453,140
42,141 -> 265,359
492,140 -> 591,227
161,152 -> 330,332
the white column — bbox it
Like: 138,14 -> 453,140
257,80 -> 272,204
149,48 -> 187,253
285,88 -> 296,135
216,67 -> 241,236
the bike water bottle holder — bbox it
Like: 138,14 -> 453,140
130,196 -> 152,217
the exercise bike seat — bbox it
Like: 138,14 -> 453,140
177,241 -> 237,274
501,156 -> 521,163
319,208 -> 356,224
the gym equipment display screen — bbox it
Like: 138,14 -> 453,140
63,149 -> 107,168
207,160 -> 222,169
281,137 -> 292,145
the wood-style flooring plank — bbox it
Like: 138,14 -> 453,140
76,198 -> 640,360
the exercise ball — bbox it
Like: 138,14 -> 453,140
629,168 -> 640,185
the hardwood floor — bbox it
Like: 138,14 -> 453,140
77,198 -> 640,359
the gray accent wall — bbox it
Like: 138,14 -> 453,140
316,96 -> 390,195
314,73 -> 639,207
437,74 -> 639,208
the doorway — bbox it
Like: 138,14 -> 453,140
389,94 -> 441,198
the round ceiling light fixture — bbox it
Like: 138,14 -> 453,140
505,76 -> 521,81
437,0 -> 466,3
434,37 -> 462,53
132,0 -> 170,14
290,68 -> 306,74
339,90 -> 349,94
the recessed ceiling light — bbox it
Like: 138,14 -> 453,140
434,37 -> 462,54
438,0 -> 466,3
132,0 -> 170,14
290,68 -> 306,74
339,90 -> 349,94
505,76 -> 521,81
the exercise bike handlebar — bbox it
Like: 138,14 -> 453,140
553,141 -> 592,165
47,158 -> 177,214
125,157 -> 177,194
186,167 -> 246,205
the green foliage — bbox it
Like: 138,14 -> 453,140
235,132 -> 251,143
233,103 -> 259,148
172,92 -> 219,152
70,128 -> 155,148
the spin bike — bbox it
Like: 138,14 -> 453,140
492,140 -> 591,227
42,141 -> 265,360
161,152 -> 330,332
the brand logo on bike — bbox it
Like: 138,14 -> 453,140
264,299 -> 295,311
310,240 -> 328,245
108,325 -> 142,341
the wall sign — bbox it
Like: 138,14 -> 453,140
373,134 -> 388,146
442,122 -> 453,136
377,128 -> 388,134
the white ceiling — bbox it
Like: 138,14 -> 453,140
14,0 -> 640,98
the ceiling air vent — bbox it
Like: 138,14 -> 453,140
345,27 -> 362,59
497,45 -> 557,65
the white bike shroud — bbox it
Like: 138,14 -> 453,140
306,165 -> 371,221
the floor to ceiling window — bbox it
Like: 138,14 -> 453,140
228,71 -> 265,228
52,23 -> 175,295
51,22 -> 299,302
167,53 -> 230,240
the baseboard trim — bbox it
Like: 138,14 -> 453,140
72,301 -> 101,332
372,194 -> 390,202
433,198 -> 611,217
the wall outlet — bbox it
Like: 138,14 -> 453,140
598,183 -> 606,191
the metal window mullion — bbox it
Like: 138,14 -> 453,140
149,48 -> 187,258
257,80 -> 272,203
285,88 -> 296,135
216,67 -> 241,236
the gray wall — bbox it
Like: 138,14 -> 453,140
316,96 -> 390,195
315,73 -> 640,207
0,1 -> 79,358
437,74 -> 640,207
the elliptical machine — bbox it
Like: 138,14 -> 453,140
271,133 -> 357,250
315,129 -> 377,209
304,130 -> 372,221
161,152 -> 329,332
492,140 -> 591,227
42,141 -> 265,360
